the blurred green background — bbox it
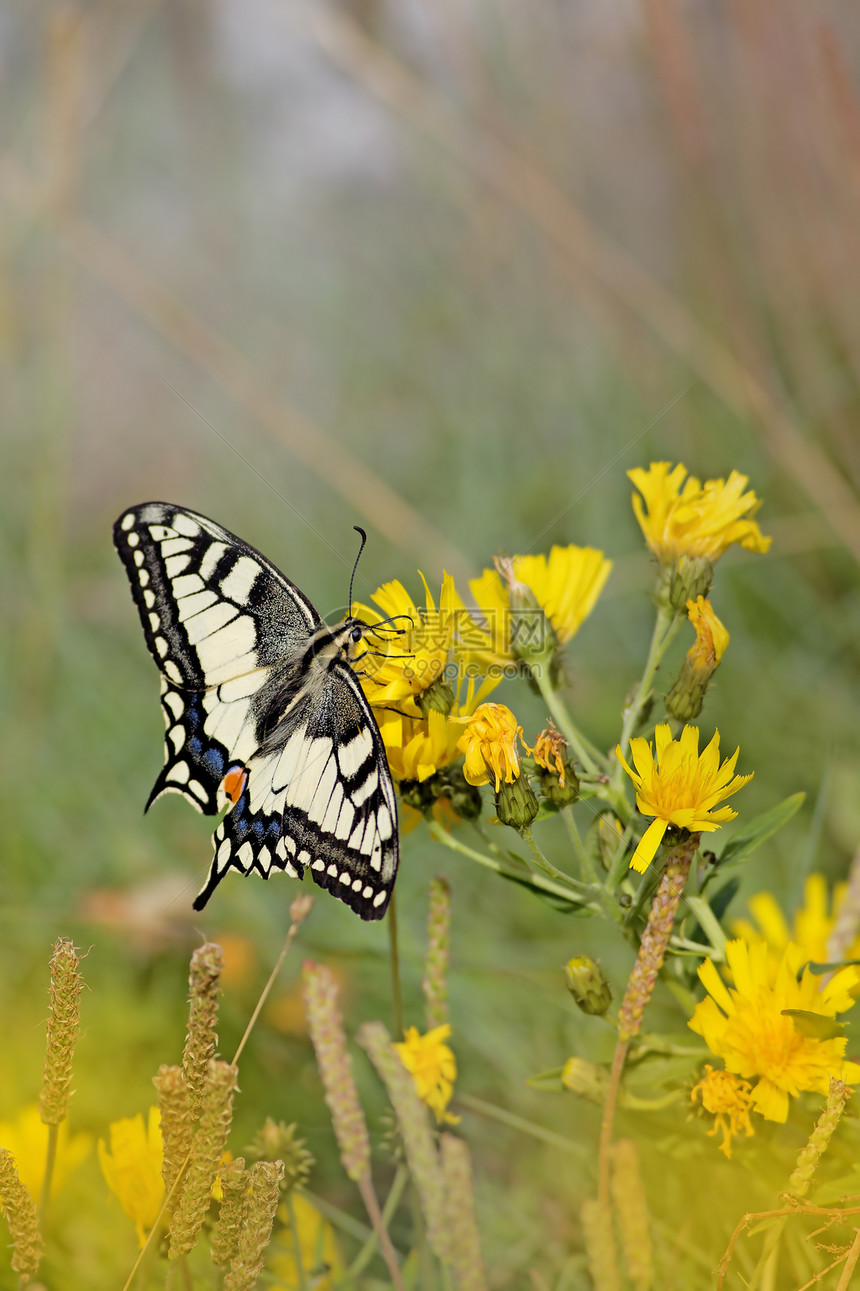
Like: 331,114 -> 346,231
2,0 -> 860,1285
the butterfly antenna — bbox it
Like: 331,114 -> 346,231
349,526 -> 367,617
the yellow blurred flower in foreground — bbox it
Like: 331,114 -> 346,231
689,938 -> 860,1123
691,1066 -> 754,1158
271,1192 -> 343,1290
617,724 -> 753,873
458,703 -> 530,790
468,545 -> 612,664
393,1024 -> 460,1125
98,1108 -> 164,1247
734,874 -> 860,975
629,462 -> 771,565
0,1104 -> 91,1206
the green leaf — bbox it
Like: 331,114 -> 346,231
494,867 -> 593,915
780,1009 -> 845,1040
713,793 -> 805,870
526,1067 -> 566,1091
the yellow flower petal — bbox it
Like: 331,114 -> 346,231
617,725 -> 752,873
629,462 -> 771,564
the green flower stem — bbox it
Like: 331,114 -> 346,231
684,895 -> 727,961
520,826 -> 583,888
456,1092 -> 590,1160
387,890 -> 404,1039
37,1123 -> 58,1221
560,813 -> 626,927
561,810 -> 598,883
346,1166 -> 409,1281
668,937 -> 722,959
604,821 -> 637,893
611,604 -> 683,795
301,1188 -> 374,1244
428,822 -> 593,909
533,669 -> 604,776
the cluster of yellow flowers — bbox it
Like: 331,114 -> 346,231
367,462 -> 860,1164
352,542 -> 612,829
354,462 -> 768,870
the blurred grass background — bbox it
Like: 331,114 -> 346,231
2,0 -> 860,1285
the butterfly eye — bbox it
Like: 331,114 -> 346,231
351,626 -> 363,643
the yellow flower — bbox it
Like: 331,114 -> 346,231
457,702 -> 530,790
0,1104 -> 91,1206
376,675 -> 499,784
354,572 -> 468,715
628,462 -> 771,565
271,1193 -> 343,1290
617,724 -> 753,873
98,1108 -> 164,1247
393,1024 -> 460,1125
466,546 -> 612,664
691,1066 -> 755,1158
688,937 -> 860,1122
734,874 -> 860,981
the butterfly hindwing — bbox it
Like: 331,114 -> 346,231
114,502 -> 400,920
196,662 -> 397,919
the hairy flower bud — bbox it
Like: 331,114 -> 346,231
564,956 -> 613,1016
561,1058 -> 612,1103
495,775 -> 539,830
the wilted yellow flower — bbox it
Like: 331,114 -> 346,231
270,1192 -> 343,1290
665,597 -> 730,722
629,462 -> 771,565
691,1066 -> 755,1158
617,724 -> 753,873
0,1105 -> 91,1206
689,938 -> 860,1123
687,597 -> 729,668
533,721 -> 568,787
458,703 -> 530,790
354,572 -> 468,715
98,1108 -> 164,1247
393,1024 -> 459,1125
467,545 -> 612,665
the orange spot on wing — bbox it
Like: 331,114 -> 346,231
222,766 -> 248,804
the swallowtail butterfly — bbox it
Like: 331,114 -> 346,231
114,503 -> 400,920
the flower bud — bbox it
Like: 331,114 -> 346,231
667,555 -> 714,611
564,956 -> 613,1016
495,776 -> 539,830
561,1058 -> 612,1103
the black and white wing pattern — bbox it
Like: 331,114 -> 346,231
114,502 -> 399,920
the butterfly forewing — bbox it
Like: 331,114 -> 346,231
114,502 -> 399,920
